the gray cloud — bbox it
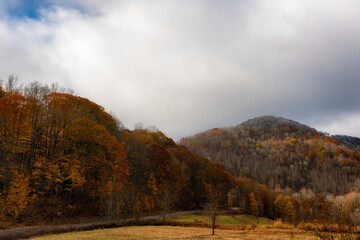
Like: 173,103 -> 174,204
1,0 -> 360,140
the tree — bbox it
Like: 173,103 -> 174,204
0,94 -> 32,190
159,186 -> 172,224
62,118 -> 128,216
4,75 -> 22,94
274,194 -> 295,222
274,194 -> 286,219
205,184 -> 221,235
249,192 -> 258,216
283,200 -> 295,222
0,86 -> 5,98
5,171 -> 32,218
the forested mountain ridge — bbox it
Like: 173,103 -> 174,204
180,116 -> 360,194
0,80 -> 236,223
333,135 -> 360,148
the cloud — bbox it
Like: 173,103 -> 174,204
1,0 -> 360,140
313,112 -> 360,137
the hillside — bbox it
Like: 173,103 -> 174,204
0,81 -> 235,224
3,80 -> 360,228
180,116 -> 360,194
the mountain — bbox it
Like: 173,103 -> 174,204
180,116 -> 360,194
333,135 -> 360,148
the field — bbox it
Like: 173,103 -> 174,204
169,214 -> 273,225
24,214 -> 319,240
28,225 -> 316,240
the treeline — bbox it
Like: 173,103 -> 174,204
230,181 -> 360,226
180,116 -> 360,194
0,77 -> 236,223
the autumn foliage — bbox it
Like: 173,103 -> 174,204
180,115 -> 360,194
2,80 -> 359,229
0,80 -> 130,221
0,80 -> 236,224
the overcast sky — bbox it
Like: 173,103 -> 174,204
0,0 -> 359,140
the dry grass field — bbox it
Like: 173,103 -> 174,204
169,214 -> 273,226
28,226 -> 317,240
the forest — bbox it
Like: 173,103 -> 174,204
1,78 -> 360,230
0,77 -> 234,225
180,116 -> 360,194
180,116 -> 360,225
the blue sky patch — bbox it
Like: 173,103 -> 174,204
7,0 -> 52,19
6,0 -> 92,20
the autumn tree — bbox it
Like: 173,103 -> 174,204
0,94 -> 32,191
249,192 -> 258,216
0,86 -> 5,98
274,194 -> 295,221
283,200 -> 295,222
62,118 -> 128,216
274,194 -> 286,219
5,171 -> 32,218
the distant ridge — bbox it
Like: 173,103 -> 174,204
234,116 -> 318,138
333,135 -> 360,148
180,116 -> 360,194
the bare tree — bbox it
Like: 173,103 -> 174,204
51,82 -> 74,95
205,184 -> 221,235
134,122 -> 144,130
147,125 -> 159,132
5,75 -> 22,94
109,111 -> 125,140
24,81 -> 50,100
160,186 -> 172,224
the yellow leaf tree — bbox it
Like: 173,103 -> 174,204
6,171 -> 32,218
249,192 -> 258,216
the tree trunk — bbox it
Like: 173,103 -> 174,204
212,214 -> 216,235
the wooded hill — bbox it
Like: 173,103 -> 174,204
0,79 -> 239,223
180,116 -> 360,194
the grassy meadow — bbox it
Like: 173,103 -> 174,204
28,225 -> 316,240
23,214 -> 320,240
18,214 -> 360,239
169,214 -> 273,226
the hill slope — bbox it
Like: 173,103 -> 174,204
180,116 -> 360,194
0,81 -> 235,224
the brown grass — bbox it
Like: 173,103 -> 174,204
28,225 -> 316,240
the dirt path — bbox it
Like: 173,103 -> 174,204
0,211 -> 203,240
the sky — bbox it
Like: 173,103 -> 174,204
0,0 -> 359,140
